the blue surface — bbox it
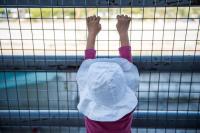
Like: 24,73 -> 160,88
0,72 -> 57,89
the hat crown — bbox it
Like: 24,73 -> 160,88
87,62 -> 126,107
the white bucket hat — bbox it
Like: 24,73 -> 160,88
76,58 -> 139,122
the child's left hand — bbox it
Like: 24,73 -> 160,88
116,15 -> 131,36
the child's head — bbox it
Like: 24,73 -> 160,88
87,62 -> 127,107
76,58 -> 139,121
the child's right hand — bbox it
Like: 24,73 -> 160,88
87,15 -> 101,37
116,15 -> 131,36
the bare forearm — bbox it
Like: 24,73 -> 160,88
86,33 -> 96,49
86,15 -> 101,49
119,32 -> 130,46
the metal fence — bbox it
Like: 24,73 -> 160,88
0,0 -> 200,133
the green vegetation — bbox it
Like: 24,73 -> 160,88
1,7 -> 199,19
30,8 -> 64,18
0,8 -> 5,14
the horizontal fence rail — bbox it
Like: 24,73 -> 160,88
0,0 -> 200,7
0,56 -> 200,72
0,110 -> 200,129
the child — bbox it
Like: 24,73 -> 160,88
76,15 -> 140,133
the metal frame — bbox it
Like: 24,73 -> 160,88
0,0 -> 200,131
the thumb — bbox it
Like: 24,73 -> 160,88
116,23 -> 118,29
99,24 -> 101,30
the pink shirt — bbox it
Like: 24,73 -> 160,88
84,45 -> 133,133
85,45 -> 132,62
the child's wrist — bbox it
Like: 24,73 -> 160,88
86,33 -> 96,49
88,32 -> 97,38
119,32 -> 128,37
119,32 -> 129,45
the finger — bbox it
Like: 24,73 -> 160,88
87,17 -> 91,24
122,15 -> 126,20
92,15 -> 96,21
118,15 -> 122,20
87,16 -> 91,21
90,16 -> 93,21
94,15 -> 98,21
88,16 -> 92,21
90,16 -> 94,21
97,16 -> 100,23
98,24 -> 101,30
91,16 -> 95,22
125,16 -> 130,21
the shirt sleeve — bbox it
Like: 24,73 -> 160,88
119,45 -> 132,62
85,48 -> 96,60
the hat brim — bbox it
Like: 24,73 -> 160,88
77,58 -> 140,92
77,85 -> 138,122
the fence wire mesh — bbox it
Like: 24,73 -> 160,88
0,0 -> 200,133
